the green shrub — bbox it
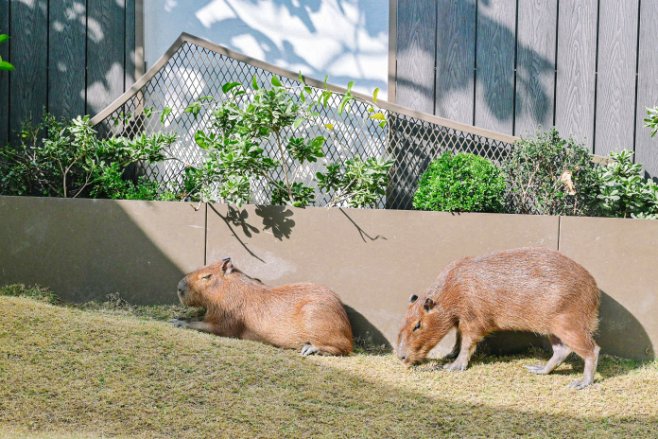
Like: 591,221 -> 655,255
502,129 -> 600,216
413,152 -> 505,213
0,284 -> 59,304
0,115 -> 176,199
597,149 -> 658,219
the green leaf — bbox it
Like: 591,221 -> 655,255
0,34 -> 8,44
143,107 -> 153,118
185,101 -> 203,119
0,60 -> 14,71
298,71 -> 305,84
325,123 -> 334,131
369,112 -> 386,121
347,81 -> 354,91
271,76 -> 283,87
160,107 -> 172,124
292,118 -> 304,129
251,75 -> 260,90
194,131 -> 210,150
222,82 -> 242,94
372,87 -> 380,103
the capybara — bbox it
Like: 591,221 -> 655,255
172,258 -> 353,356
396,247 -> 601,389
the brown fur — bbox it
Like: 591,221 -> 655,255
397,247 -> 601,389
175,258 -> 353,356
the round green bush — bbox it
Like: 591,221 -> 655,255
413,152 -> 505,213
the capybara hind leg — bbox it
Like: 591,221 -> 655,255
443,332 -> 479,372
555,328 -> 600,389
568,344 -> 600,390
525,335 -> 572,375
301,342 -> 348,356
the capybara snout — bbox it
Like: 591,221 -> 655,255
397,247 -> 601,389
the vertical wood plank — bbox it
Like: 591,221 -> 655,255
555,0 -> 598,151
515,0 -> 557,136
594,0 -> 639,156
635,0 -> 658,177
395,0 -> 436,113
474,0 -> 517,134
86,0 -> 126,115
9,0 -> 48,142
48,0 -> 86,119
125,0 -> 135,89
0,0 -> 9,145
434,0 -> 476,124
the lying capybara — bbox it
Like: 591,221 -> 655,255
396,247 -> 601,389
172,258 -> 353,356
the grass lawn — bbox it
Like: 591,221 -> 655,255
0,289 -> 657,438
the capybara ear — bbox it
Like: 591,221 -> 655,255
409,294 -> 418,303
221,257 -> 234,275
423,297 -> 435,312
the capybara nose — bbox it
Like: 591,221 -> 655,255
398,353 -> 407,361
177,278 -> 187,296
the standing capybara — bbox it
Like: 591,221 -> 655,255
172,258 -> 353,356
396,247 -> 601,389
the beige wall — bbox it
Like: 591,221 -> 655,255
0,196 -> 655,359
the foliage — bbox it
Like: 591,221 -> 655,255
0,115 -> 176,199
412,152 -> 505,213
645,106 -> 658,138
180,77 -> 392,207
0,284 -> 59,304
502,129 -> 600,216
0,34 -> 13,71
596,150 -> 658,219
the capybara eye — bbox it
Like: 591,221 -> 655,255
413,322 -> 421,331
202,274 -> 212,280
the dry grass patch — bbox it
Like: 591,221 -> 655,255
0,295 -> 656,438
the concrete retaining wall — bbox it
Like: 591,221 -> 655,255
0,196 -> 655,360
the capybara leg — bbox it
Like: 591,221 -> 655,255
443,333 -> 478,372
300,343 -> 319,356
556,328 -> 600,389
525,335 -> 572,375
171,318 -> 217,334
444,329 -> 462,361
301,342 -> 348,356
568,344 -> 600,390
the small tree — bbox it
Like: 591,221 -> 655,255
180,77 -> 393,208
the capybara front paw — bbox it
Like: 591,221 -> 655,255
300,343 -> 319,356
443,361 -> 467,372
170,318 -> 188,328
568,379 -> 593,390
525,365 -> 549,375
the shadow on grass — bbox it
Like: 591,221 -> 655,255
1,296 -> 656,438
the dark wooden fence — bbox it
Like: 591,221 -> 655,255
392,0 -> 658,176
0,0 -> 139,145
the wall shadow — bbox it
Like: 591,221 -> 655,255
0,197 -> 198,305
344,305 -> 391,351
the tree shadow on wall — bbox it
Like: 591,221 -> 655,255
396,0 -> 554,129
156,0 -> 387,91
7,0 -> 135,144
